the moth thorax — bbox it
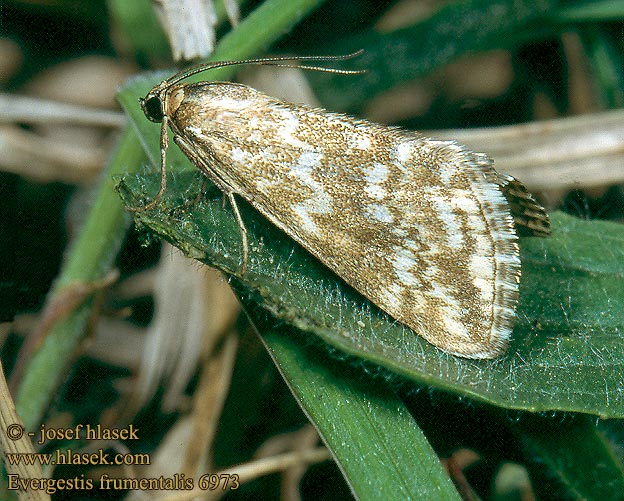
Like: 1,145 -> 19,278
165,86 -> 186,117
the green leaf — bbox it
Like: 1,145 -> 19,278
115,81 -> 624,418
260,319 -> 460,500
516,414 -> 624,499
308,0 -> 564,111
108,0 -> 171,62
556,0 -> 624,21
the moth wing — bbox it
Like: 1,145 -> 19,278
170,85 -> 522,358
249,137 -> 520,358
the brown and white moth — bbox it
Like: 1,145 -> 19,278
135,53 -> 550,359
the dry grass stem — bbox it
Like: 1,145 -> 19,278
430,110 -> 624,191
162,447 -> 332,501
0,360 -> 50,500
0,93 -> 126,127
182,331 -> 239,475
155,0 -> 218,61
0,125 -> 108,184
124,245 -> 239,417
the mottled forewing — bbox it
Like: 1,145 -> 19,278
169,82 -> 521,358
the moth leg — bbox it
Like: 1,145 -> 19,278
172,134 -> 249,273
197,177 -> 209,204
173,134 -> 234,198
226,191 -> 249,275
126,117 -> 170,212
178,176 -> 207,208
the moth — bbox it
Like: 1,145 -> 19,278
134,53 -> 550,359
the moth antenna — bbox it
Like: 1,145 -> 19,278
164,50 -> 365,89
260,62 -> 366,75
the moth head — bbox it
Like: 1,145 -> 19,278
139,91 -> 164,123
138,51 -> 364,123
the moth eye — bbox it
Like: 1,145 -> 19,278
141,96 -> 164,123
